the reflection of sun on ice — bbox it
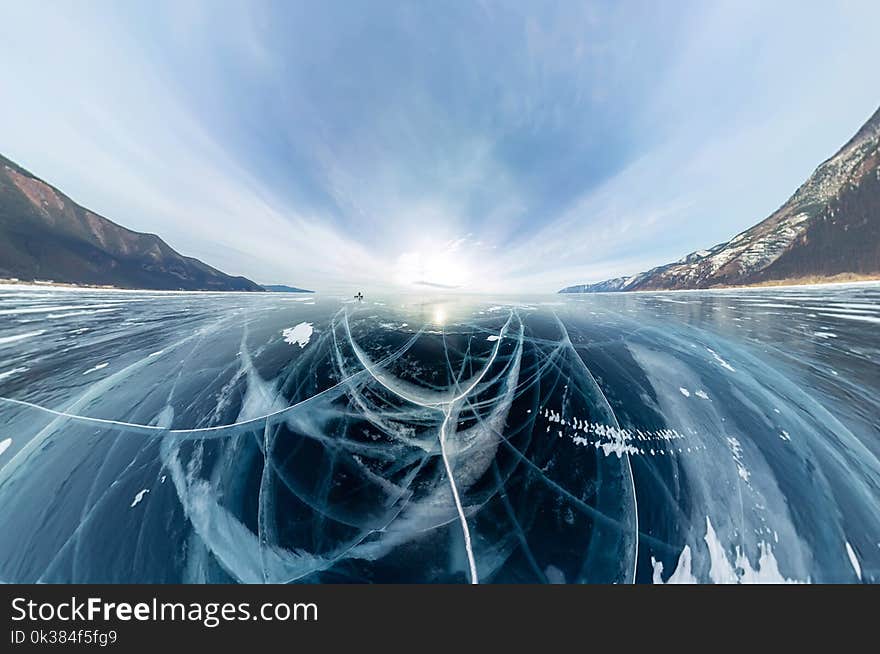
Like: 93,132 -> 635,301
432,307 -> 446,325
393,249 -> 471,289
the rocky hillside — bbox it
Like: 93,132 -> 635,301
0,154 -> 263,291
561,106 -> 880,293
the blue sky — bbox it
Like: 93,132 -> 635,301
1,1 -> 879,292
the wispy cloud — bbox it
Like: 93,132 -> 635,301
1,1 -> 878,292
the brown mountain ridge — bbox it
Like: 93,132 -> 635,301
561,106 -> 880,293
0,153 -> 263,291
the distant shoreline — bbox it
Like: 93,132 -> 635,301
0,278 -> 123,291
709,272 -> 880,290
4,275 -> 879,297
564,273 -> 880,295
0,279 -> 298,294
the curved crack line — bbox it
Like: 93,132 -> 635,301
553,313 -> 639,584
439,409 -> 478,583
439,313 -> 522,584
343,309 -> 516,583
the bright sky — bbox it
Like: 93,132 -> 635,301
1,1 -> 879,293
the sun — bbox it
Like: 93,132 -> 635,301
393,249 -> 471,289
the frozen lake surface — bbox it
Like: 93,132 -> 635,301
0,284 -> 878,583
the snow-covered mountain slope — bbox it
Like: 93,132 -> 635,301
561,106 -> 880,293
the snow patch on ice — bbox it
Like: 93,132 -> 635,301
0,437 -> 12,457
48,308 -> 118,319
130,488 -> 150,508
845,542 -> 862,580
0,367 -> 28,382
652,546 -> 697,584
0,330 -> 45,345
706,517 -> 801,583
282,322 -> 314,348
707,348 -> 736,372
83,362 -> 109,375
727,436 -> 750,482
486,335 -> 500,342
819,312 -> 880,324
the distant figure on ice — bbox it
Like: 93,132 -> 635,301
355,291 -> 364,301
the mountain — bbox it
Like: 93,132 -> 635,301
560,106 -> 880,293
261,284 -> 314,293
0,153 -> 263,291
